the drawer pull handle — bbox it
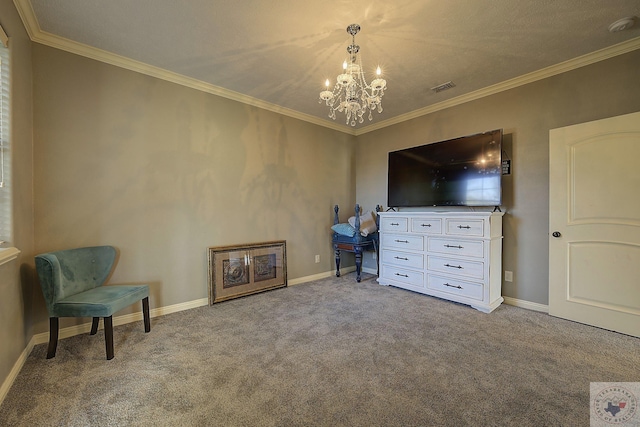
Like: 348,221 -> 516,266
443,283 -> 463,289
390,222 -> 399,226
395,273 -> 409,278
420,223 -> 432,227
394,256 -> 409,261
457,225 -> 471,229
444,244 -> 463,249
395,239 -> 410,244
444,263 -> 463,269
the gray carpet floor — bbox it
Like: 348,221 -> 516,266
1,273 -> 639,426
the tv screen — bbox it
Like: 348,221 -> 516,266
387,129 -> 502,207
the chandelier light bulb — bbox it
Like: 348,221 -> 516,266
317,24 -> 387,127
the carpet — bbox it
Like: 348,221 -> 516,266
1,273 -> 638,426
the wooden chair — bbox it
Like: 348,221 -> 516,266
332,204 -> 382,282
35,246 -> 150,360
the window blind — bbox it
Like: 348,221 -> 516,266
0,42 -> 11,244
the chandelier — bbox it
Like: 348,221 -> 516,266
319,24 -> 387,126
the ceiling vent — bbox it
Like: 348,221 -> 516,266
431,81 -> 456,93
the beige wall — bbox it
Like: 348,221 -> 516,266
356,49 -> 640,305
0,0 -> 34,393
4,1 -> 640,394
31,44 -> 356,333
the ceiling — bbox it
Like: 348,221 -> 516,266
14,0 -> 640,134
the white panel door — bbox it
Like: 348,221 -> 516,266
549,111 -> 640,337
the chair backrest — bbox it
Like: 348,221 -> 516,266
35,246 -> 117,314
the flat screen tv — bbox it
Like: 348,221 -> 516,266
387,129 -> 502,207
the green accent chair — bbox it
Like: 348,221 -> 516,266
35,246 -> 150,360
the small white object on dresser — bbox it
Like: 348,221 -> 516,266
377,211 -> 504,313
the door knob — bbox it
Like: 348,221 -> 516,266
552,231 -> 561,238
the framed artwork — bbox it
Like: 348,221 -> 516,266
208,241 -> 287,304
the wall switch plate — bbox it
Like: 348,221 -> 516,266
504,271 -> 513,282
315,255 -> 320,263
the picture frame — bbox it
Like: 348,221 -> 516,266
208,240 -> 287,304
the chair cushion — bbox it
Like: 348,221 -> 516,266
331,223 -> 357,237
52,284 -> 149,318
348,211 -> 378,236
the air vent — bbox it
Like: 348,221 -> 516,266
431,81 -> 456,93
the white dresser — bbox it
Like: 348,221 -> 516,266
377,211 -> 504,313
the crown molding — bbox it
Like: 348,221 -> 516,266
12,0 -> 357,136
355,36 -> 640,135
12,0 -> 38,39
0,24 -> 8,47
14,0 -> 640,137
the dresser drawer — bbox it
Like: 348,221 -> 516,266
381,265 -> 424,287
380,217 -> 408,232
410,218 -> 442,234
427,237 -> 484,258
445,219 -> 485,237
427,255 -> 485,280
381,249 -> 424,270
381,233 -> 424,251
427,274 -> 483,301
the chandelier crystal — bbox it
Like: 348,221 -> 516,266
319,24 -> 387,127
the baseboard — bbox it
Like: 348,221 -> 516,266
3,268 -> 377,406
28,269 -> 369,346
26,288 -> 548,348
356,277 -> 548,312
288,271 -> 334,286
0,336 -> 35,406
32,297 -> 210,345
2,297 -> 207,406
291,270 -> 548,313
287,267 -> 356,286
503,296 -> 549,313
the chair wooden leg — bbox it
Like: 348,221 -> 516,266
46,317 -> 59,359
142,297 -> 151,333
355,250 -> 363,282
90,317 -> 100,335
335,247 -> 341,277
104,316 -> 114,360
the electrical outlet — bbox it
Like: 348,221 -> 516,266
504,271 -> 513,282
315,255 -> 320,263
